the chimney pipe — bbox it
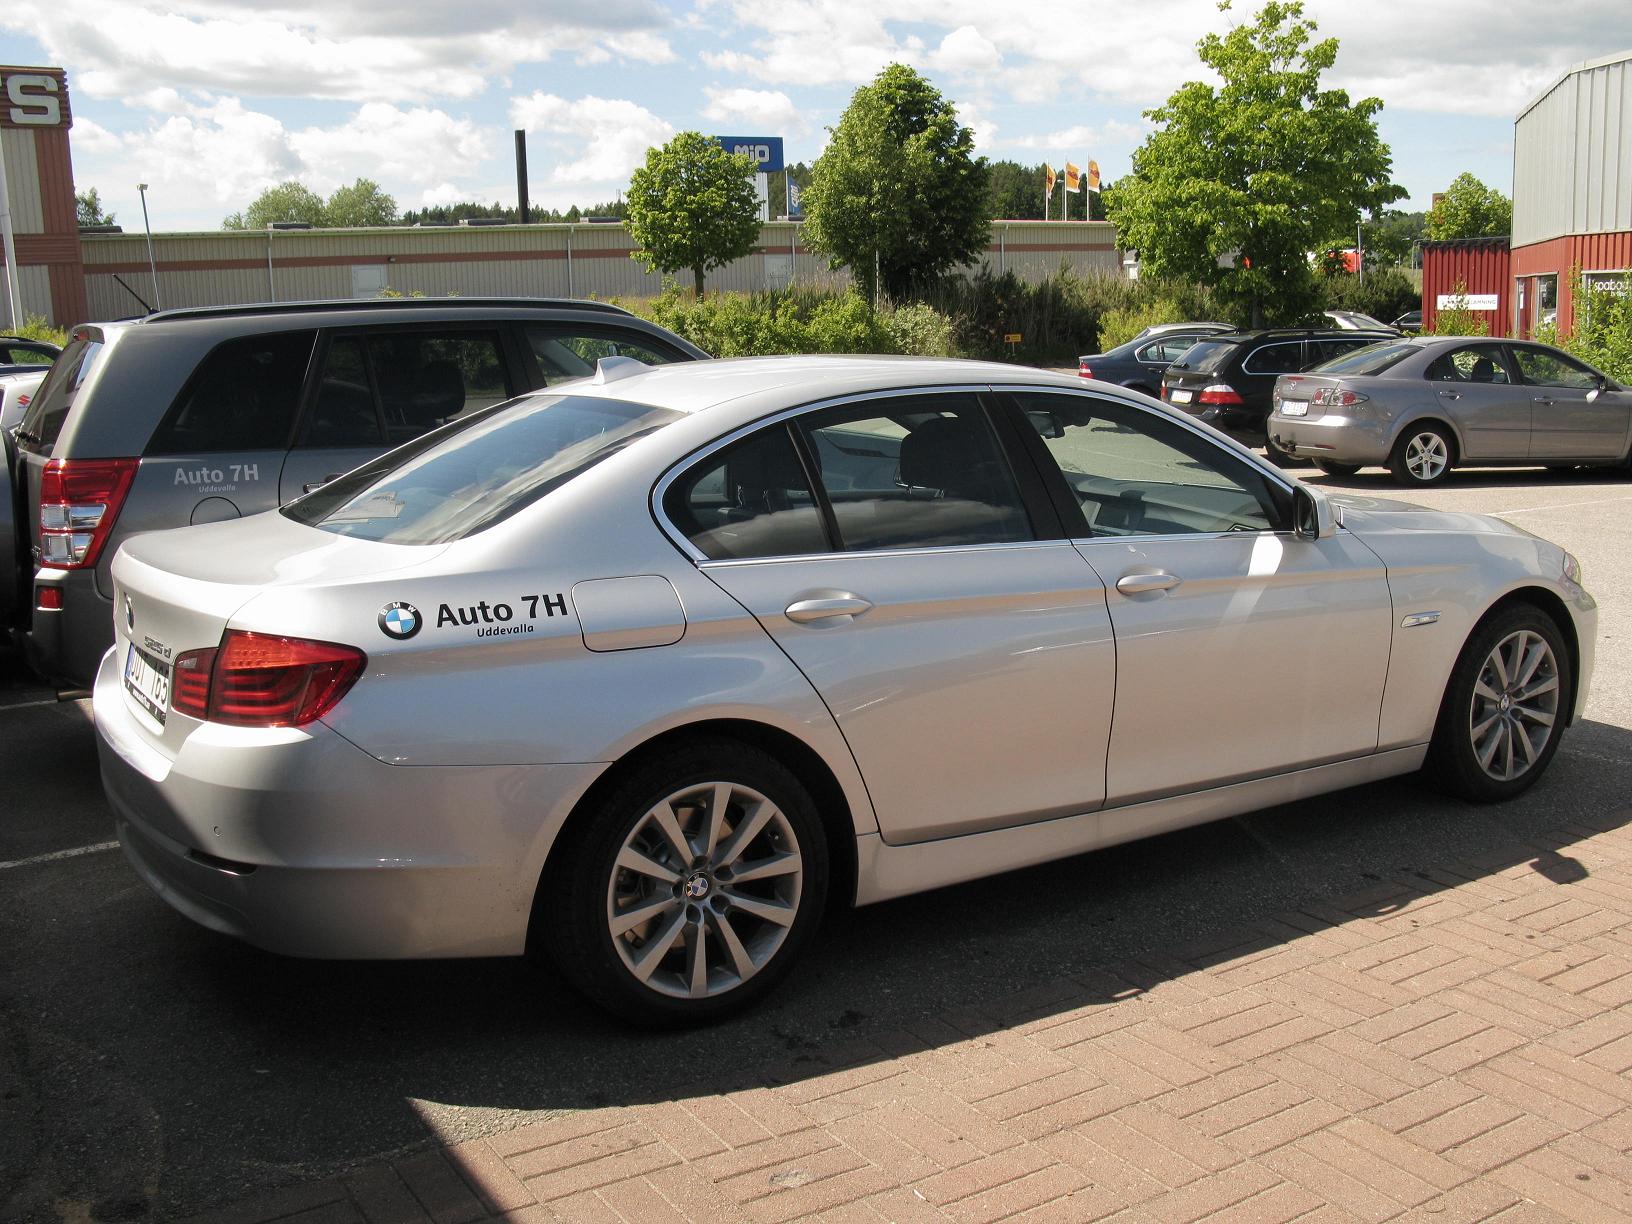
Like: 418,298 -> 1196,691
515,129 -> 531,224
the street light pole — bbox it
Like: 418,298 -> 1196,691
138,183 -> 162,312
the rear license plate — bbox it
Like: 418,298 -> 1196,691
1168,388 -> 1193,404
124,644 -> 170,725
1280,400 -> 1308,416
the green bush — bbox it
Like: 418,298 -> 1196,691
1428,281 -> 1489,337
12,314 -> 69,347
1321,266 -> 1419,325
880,301 -> 956,356
1563,273 -> 1632,383
1096,298 -> 1192,349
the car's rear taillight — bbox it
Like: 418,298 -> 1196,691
1197,384 -> 1245,406
170,631 -> 365,727
1313,387 -> 1369,408
1078,360 -> 1093,378
38,458 -> 139,569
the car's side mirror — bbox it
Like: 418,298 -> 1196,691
1292,484 -> 1338,540
1026,409 -> 1066,439
1587,375 -> 1607,403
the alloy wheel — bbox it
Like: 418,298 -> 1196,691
1469,629 -> 1560,782
1404,432 -> 1449,482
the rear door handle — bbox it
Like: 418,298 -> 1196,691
1437,389 -> 1460,400
785,595 -> 873,624
1115,572 -> 1182,595
1533,396 -> 1555,406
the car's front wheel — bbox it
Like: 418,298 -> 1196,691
1390,424 -> 1455,486
545,739 -> 828,1026
1427,605 -> 1570,802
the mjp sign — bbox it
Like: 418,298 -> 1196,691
0,67 -> 71,129
714,136 -> 784,173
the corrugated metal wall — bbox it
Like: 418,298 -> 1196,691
0,129 -> 43,232
80,220 -> 1121,321
1420,238 -> 1512,336
1513,52 -> 1632,247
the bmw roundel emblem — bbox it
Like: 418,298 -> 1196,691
377,601 -> 422,640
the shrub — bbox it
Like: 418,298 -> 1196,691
13,314 -> 68,347
880,302 -> 956,356
1322,266 -> 1419,325
1429,281 -> 1489,337
1564,272 -> 1632,383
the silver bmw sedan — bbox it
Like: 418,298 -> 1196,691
95,356 -> 1596,1024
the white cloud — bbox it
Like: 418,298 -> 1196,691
510,92 -> 674,184
291,103 -> 494,185
66,115 -> 121,155
930,26 -> 1001,74
701,87 -> 801,133
1011,120 -> 1149,152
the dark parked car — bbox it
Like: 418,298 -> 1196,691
2,297 -> 708,687
0,335 -> 59,377
1077,322 -> 1233,396
1393,310 -> 1425,332
1161,327 -> 1396,456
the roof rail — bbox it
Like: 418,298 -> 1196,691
136,297 -> 634,325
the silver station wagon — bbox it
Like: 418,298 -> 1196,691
95,356 -> 1596,1024
1269,336 -> 1631,485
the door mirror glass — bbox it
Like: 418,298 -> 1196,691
1292,484 -> 1337,540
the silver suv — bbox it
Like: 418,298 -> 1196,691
2,298 -> 707,687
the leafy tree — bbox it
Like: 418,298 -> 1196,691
989,161 -> 1047,220
1363,209 -> 1425,268
223,181 -> 326,229
803,64 -> 991,302
626,131 -> 761,298
326,178 -> 398,227
1425,173 -> 1511,241
76,188 -> 115,227
1108,2 -> 1404,327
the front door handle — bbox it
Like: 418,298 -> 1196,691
785,595 -> 873,624
1437,390 -> 1460,400
1533,396 -> 1555,406
1116,571 -> 1182,595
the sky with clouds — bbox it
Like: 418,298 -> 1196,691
2,0 -> 1628,233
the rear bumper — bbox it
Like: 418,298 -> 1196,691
1268,414 -> 1392,465
93,646 -> 603,959
21,568 -> 111,689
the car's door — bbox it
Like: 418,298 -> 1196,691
1423,344 -> 1531,460
1004,388 -> 1394,807
661,389 -> 1118,844
280,327 -> 513,501
1511,344 -> 1631,460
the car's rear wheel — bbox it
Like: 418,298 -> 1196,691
544,739 -> 828,1026
1313,460 -> 1362,478
1390,424 -> 1454,486
1426,605 -> 1570,802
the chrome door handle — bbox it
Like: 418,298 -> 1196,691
785,595 -> 873,624
1116,572 -> 1182,595
302,473 -> 344,493
1533,396 -> 1555,405
1437,390 -> 1460,400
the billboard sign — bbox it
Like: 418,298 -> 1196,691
715,136 -> 784,173
1436,293 -> 1499,311
0,66 -> 71,129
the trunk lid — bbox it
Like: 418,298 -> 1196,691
1272,373 -> 1343,421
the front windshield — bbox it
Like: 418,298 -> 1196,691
284,393 -> 682,544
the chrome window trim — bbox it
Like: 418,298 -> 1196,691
652,383 -> 1033,564
697,537 -> 1081,570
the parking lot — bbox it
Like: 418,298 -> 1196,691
1,461 -> 1629,1223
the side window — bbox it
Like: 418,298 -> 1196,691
1512,346 -> 1598,389
1427,346 -> 1515,385
666,426 -> 829,561
1306,338 -> 1368,366
17,334 -> 101,450
525,325 -> 687,386
1241,342 -> 1304,375
1139,336 -> 1201,363
147,331 -> 315,454
302,336 -> 382,448
1015,391 -> 1283,537
796,395 -> 1034,552
3,345 -> 52,366
367,331 -> 509,444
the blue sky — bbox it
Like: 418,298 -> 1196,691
2,0 -> 1627,233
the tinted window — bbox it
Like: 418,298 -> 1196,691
1017,392 -> 1282,536
147,331 -> 316,454
1305,338 -> 1373,366
526,325 -> 688,386
1169,339 -> 1238,373
1309,341 -> 1415,376
302,336 -> 381,447
1241,342 -> 1305,375
287,394 -> 681,544
368,331 -> 509,444
1427,345 -> 1516,385
666,427 -> 829,560
1,345 -> 52,366
1139,335 -> 1206,363
1513,346 -> 1598,389
17,334 -> 103,451
798,395 -> 1033,552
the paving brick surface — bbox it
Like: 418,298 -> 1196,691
184,810 -> 1632,1224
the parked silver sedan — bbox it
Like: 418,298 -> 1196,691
95,356 -> 1596,1024
1269,337 -> 1631,485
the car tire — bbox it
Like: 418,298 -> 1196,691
1389,424 -> 1455,486
542,738 -> 828,1027
1313,460 -> 1362,479
1425,605 -> 1571,803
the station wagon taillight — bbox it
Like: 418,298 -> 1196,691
1078,360 -> 1093,378
171,631 -> 365,727
37,457 -> 139,569
1197,384 -> 1245,406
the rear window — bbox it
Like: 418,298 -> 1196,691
16,333 -> 103,451
1309,341 -> 1416,377
147,331 -> 317,453
283,393 -> 681,544
1170,339 -> 1239,373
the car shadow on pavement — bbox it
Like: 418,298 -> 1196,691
6,714 -> 1631,1222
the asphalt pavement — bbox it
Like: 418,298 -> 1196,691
0,462 -> 1628,1222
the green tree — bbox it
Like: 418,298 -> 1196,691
75,188 -> 115,227
988,161 -> 1047,219
1363,209 -> 1425,268
326,178 -> 398,227
803,64 -> 991,302
626,131 -> 760,299
223,181 -> 327,229
1108,2 -> 1404,327
1425,173 -> 1511,240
